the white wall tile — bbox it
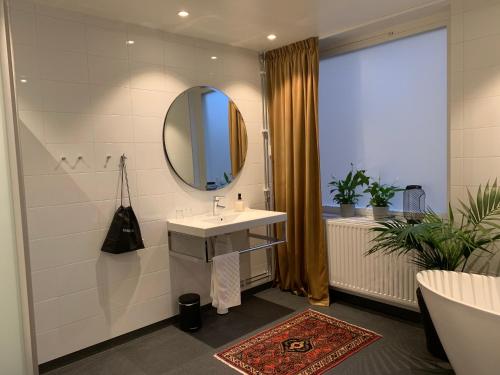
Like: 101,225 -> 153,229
463,157 -> 500,185
463,127 -> 500,157
132,116 -> 163,142
28,203 -> 100,239
129,62 -> 166,91
464,34 -> 500,70
10,10 -> 36,45
43,112 -> 94,143
93,170 -> 137,201
29,231 -> 103,271
94,143 -> 136,171
131,89 -> 173,117
31,269 -> 59,302
10,0 -> 35,12
464,96 -> 500,128
136,170 -> 175,196
13,44 -> 39,79
34,298 -> 60,333
38,49 -> 88,83
89,85 -> 132,115
95,252 -> 142,286
140,221 -> 168,248
86,25 -> 128,58
57,314 -> 107,355
42,81 -> 90,113
135,143 -> 166,169
88,55 -> 129,87
164,41 -> 197,71
57,260 -> 98,295
133,270 -> 170,304
127,28 -> 164,64
464,65 -> 500,99
24,173 -> 95,207
16,79 -> 44,111
463,3 -> 500,40
45,143 -> 95,174
93,115 -> 134,143
11,6 -> 263,363
37,15 -> 86,52
136,193 -> 175,222
139,245 -> 169,274
163,67 -> 194,94
36,330 -> 60,363
59,288 -> 101,326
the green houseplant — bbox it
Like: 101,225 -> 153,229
364,180 -> 403,219
328,165 -> 369,217
367,180 -> 500,359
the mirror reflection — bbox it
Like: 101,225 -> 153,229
163,86 -> 248,191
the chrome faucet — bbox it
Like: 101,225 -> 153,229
213,195 -> 225,216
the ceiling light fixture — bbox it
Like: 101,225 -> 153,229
211,56 -> 217,60
267,34 -> 277,41
178,10 -> 189,17
20,78 -> 27,83
126,40 -> 135,45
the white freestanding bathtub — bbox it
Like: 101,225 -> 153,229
416,270 -> 500,375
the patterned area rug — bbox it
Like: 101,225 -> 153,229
214,309 -> 381,375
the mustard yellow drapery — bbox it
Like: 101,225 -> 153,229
228,101 -> 247,177
265,37 -> 329,306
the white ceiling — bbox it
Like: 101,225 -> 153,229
34,0 -> 448,51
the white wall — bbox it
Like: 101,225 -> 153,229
9,1 -> 266,364
449,0 -> 500,275
0,13 -> 28,373
319,29 -> 448,212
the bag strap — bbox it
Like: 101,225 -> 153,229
120,154 -> 133,207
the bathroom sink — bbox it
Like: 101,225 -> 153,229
167,209 -> 287,238
201,213 -> 243,224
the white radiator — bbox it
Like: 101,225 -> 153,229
326,217 -> 419,311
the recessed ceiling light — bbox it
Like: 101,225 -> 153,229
20,78 -> 27,83
178,10 -> 189,17
210,56 -> 217,60
126,40 -> 135,45
267,34 -> 277,41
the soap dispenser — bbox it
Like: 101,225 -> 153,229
235,193 -> 245,212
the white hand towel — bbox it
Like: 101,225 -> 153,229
210,251 -> 241,314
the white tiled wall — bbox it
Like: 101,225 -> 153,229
9,2 -> 266,363
449,0 -> 500,202
449,0 -> 500,273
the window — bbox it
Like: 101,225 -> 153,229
319,28 -> 448,212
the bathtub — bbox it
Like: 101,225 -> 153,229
416,270 -> 500,375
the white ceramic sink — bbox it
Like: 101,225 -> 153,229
167,209 -> 287,238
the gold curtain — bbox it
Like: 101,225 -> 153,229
265,37 -> 329,306
229,101 -> 247,177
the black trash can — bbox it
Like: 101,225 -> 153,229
178,293 -> 201,332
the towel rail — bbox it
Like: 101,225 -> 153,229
168,221 -> 287,263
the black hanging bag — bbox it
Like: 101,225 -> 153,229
101,155 -> 145,254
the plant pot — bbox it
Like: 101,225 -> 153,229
372,206 -> 389,220
340,203 -> 355,217
416,287 -> 448,361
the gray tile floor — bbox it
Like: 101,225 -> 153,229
44,287 -> 454,375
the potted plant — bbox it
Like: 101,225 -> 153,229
364,179 -> 403,220
329,165 -> 369,217
367,180 -> 500,360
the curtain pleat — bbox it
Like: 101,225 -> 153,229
265,37 -> 329,306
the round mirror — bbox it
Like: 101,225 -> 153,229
163,86 -> 248,191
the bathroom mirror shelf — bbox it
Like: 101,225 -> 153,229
163,86 -> 248,191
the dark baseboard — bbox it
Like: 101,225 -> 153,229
330,288 -> 422,323
39,281 -> 273,373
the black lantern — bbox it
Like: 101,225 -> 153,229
403,185 -> 425,224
